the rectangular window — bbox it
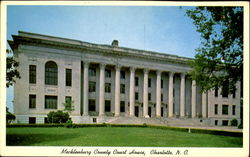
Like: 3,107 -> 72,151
105,100 -> 111,112
222,120 -> 228,126
89,99 -> 96,111
214,104 -> 218,115
135,77 -> 139,86
161,107 -> 163,117
120,101 -> 125,112
65,69 -> 72,86
222,104 -> 229,115
105,69 -> 111,78
161,79 -> 163,88
89,81 -> 96,92
29,65 -> 36,84
222,81 -> 229,98
29,117 -> 36,124
29,95 -> 36,109
89,68 -> 96,77
148,78 -> 151,88
215,120 -> 218,126
105,83 -> 111,93
161,93 -> 163,102
232,86 -> 236,98
65,96 -> 72,103
232,105 -> 236,115
44,117 -> 49,123
148,93 -> 151,101
120,84 -> 125,94
135,92 -> 139,100
120,71 -> 125,79
215,86 -> 218,97
45,96 -> 57,109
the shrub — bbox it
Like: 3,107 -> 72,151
231,119 -> 238,126
47,110 -> 69,123
238,120 -> 243,129
6,107 -> 16,124
65,119 -> 73,128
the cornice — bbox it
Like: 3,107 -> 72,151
9,31 -> 193,65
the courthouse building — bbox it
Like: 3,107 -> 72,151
8,31 -> 241,126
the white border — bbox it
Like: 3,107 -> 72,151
0,1 -> 249,157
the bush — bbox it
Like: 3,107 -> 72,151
238,120 -> 243,129
231,119 -> 238,126
65,119 -> 73,128
47,110 -> 69,123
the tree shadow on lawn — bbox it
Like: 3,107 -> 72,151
6,133 -> 78,146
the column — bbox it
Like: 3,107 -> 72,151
83,62 -> 89,116
115,65 -> 121,117
99,63 -> 106,116
156,70 -> 162,117
180,73 -> 185,117
191,80 -> 196,118
168,72 -> 174,117
143,69 -> 149,118
202,92 -> 207,118
129,67 -> 135,117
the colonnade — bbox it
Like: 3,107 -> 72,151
82,62 -> 207,118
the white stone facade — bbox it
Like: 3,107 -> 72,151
9,31 -> 241,126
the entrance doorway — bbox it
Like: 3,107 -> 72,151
148,107 -> 151,117
135,106 -> 139,117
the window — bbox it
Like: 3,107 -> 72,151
66,69 -> 72,86
161,79 -> 163,88
105,69 -> 111,78
161,107 -> 163,117
148,93 -> 151,101
222,120 -> 228,126
29,65 -> 36,84
120,101 -> 125,112
148,78 -> 151,88
29,95 -> 36,109
120,71 -> 125,79
135,77 -> 139,86
89,81 -> 96,92
105,83 -> 111,93
105,100 -> 111,112
214,120 -> 218,126
44,117 -> 49,123
45,96 -> 57,109
65,96 -> 72,103
222,105 -> 228,115
173,88 -> 175,97
215,86 -> 218,97
45,61 -> 58,85
89,68 -> 96,77
135,92 -> 139,100
222,81 -> 229,98
232,105 -> 236,115
120,84 -> 125,94
29,117 -> 36,124
232,86 -> 236,98
161,93 -> 163,102
214,104 -> 218,115
89,99 -> 96,111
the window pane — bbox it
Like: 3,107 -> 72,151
45,61 -> 58,85
45,96 -> 57,109
105,83 -> 111,93
66,69 -> 72,86
120,71 -> 125,79
105,100 -> 111,112
222,105 -> 228,115
29,65 -> 36,84
29,95 -> 36,108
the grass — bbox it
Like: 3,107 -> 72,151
6,127 -> 242,147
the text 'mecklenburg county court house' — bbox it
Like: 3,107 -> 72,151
8,31 -> 241,126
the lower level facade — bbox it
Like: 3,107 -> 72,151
9,31 -> 241,126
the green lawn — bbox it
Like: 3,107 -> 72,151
6,127 -> 242,147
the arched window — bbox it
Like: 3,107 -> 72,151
45,61 -> 58,85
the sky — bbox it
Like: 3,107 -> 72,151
6,5 -> 201,112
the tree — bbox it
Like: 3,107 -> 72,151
47,110 -> 69,123
63,98 -> 75,114
186,7 -> 243,93
6,107 -> 16,124
6,49 -> 20,87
